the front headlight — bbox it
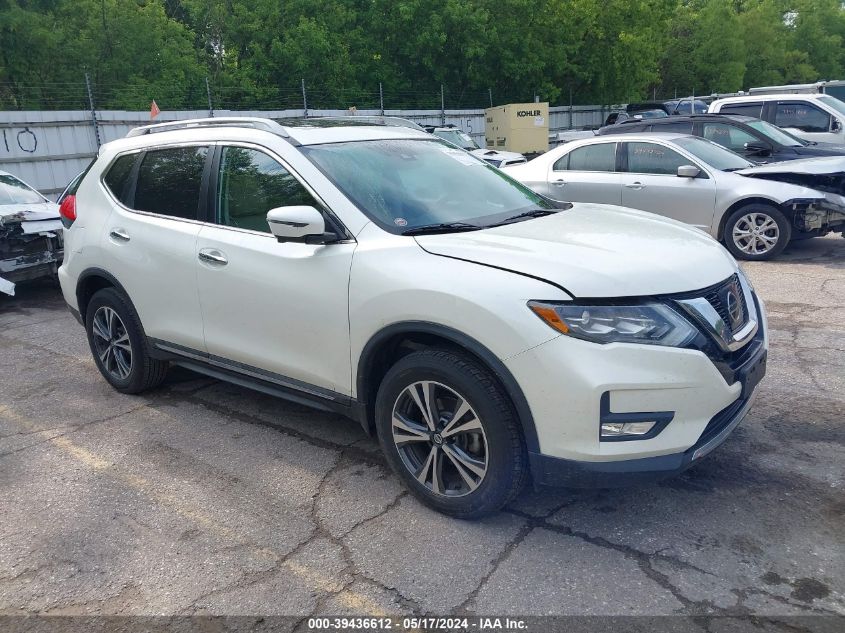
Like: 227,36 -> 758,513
528,301 -> 697,347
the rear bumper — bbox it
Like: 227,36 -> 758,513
531,392 -> 756,488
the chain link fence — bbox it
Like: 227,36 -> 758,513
0,76 -> 624,197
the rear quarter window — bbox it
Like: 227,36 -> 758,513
102,154 -> 137,205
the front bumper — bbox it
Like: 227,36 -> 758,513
530,388 -> 757,488
791,198 -> 845,234
0,241 -> 63,296
505,286 -> 768,486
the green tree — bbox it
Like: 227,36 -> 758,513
788,0 -> 844,81
661,0 -> 746,96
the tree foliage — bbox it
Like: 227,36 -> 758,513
1,0 -> 844,109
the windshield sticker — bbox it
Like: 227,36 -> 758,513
394,217 -> 408,227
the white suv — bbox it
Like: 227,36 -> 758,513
58,117 -> 768,518
708,93 -> 845,145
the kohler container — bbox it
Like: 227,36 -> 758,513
485,103 -> 549,154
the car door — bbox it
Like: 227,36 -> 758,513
98,145 -> 209,351
195,144 -> 356,395
772,100 -> 836,143
547,142 -> 622,205
620,141 -> 716,231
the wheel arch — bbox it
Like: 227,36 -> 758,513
717,196 -> 789,241
355,321 -> 540,454
76,267 -> 132,323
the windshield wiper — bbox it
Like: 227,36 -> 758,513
486,208 -> 559,227
402,222 -> 482,236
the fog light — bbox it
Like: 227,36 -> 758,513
600,421 -> 657,438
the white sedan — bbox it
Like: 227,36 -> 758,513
502,133 -> 845,260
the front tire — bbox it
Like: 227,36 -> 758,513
375,349 -> 527,518
85,288 -> 168,394
723,204 -> 791,260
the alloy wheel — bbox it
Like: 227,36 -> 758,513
732,212 -> 780,256
391,380 -> 488,497
91,306 -> 132,380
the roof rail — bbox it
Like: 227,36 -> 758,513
126,117 -> 289,138
314,115 -> 426,131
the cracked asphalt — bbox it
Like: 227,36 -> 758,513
0,235 -> 842,624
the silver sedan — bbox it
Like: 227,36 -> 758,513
502,133 -> 845,260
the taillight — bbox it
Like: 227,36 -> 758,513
59,194 -> 76,227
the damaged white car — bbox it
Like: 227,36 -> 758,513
0,170 -> 63,296
503,133 -> 845,260
428,126 -> 528,168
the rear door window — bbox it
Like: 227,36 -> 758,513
133,147 -> 209,220
774,102 -> 831,133
718,102 -> 763,118
650,121 -> 693,134
564,143 -> 616,172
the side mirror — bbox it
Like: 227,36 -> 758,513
677,165 -> 701,178
832,118 -> 842,133
743,140 -> 771,155
266,206 -> 334,244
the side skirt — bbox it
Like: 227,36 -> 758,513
148,338 -> 368,428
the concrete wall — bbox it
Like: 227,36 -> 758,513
0,106 -> 605,199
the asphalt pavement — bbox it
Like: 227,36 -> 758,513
0,235 -> 842,627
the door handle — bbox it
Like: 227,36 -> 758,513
625,182 -> 645,190
198,248 -> 228,266
109,228 -> 130,242
551,179 -> 566,187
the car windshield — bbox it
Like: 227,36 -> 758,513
302,138 -> 556,233
744,119 -> 805,147
0,175 -> 46,205
673,136 -> 754,171
433,129 -> 479,150
818,95 -> 845,117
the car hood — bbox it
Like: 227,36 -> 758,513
0,202 -> 60,225
736,156 -> 845,196
736,156 -> 845,176
415,203 -> 737,298
793,144 -> 845,157
470,148 -> 525,161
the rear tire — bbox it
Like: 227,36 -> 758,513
723,204 -> 791,261
375,349 -> 527,519
85,288 -> 168,394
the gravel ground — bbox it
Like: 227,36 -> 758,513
0,235 -> 842,627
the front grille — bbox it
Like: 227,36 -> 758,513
668,277 -> 764,385
703,273 -> 748,337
